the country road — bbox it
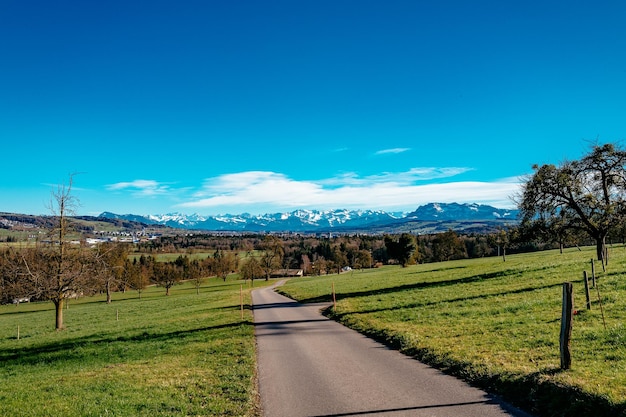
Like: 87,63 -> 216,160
252,282 -> 533,417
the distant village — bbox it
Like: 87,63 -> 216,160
1,215 -> 161,245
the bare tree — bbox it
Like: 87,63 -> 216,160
518,143 -> 626,263
94,242 -> 130,304
259,235 -> 284,280
19,174 -> 96,330
152,261 -> 181,296
211,249 -> 237,281
239,256 -> 263,284
0,247 -> 24,304
132,255 -> 152,299
190,259 -> 206,295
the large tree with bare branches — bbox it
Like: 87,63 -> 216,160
518,143 -> 626,263
8,176 -> 97,329
259,235 -> 284,280
94,242 -> 131,304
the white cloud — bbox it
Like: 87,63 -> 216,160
320,167 -> 472,187
177,169 -> 522,213
106,179 -> 171,197
375,148 -> 411,155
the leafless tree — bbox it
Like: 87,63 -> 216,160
211,249 -> 237,281
94,242 -> 130,304
14,174 -> 97,329
259,235 -> 284,280
518,143 -> 626,263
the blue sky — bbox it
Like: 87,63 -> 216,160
2,1 -> 625,216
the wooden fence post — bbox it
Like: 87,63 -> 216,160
583,271 -> 591,310
560,282 -> 573,370
332,282 -> 336,312
590,259 -> 596,288
240,284 -> 244,320
596,280 -> 607,330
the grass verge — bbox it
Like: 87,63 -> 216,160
0,279 -> 269,416
277,246 -> 626,417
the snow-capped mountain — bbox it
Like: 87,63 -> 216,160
406,203 -> 517,221
99,203 -> 518,232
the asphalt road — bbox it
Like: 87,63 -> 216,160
253,282 -> 533,417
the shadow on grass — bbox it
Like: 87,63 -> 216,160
0,308 -> 49,317
409,264 -> 469,274
328,281 -> 565,318
291,266 -> 558,305
0,320 -> 253,367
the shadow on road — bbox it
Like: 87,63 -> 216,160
309,399 -> 502,417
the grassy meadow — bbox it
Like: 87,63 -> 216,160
0,278 -> 269,417
278,246 -> 626,417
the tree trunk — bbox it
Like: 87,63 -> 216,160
55,299 -> 65,330
596,235 -> 607,262
106,280 -> 112,304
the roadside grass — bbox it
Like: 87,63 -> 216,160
277,246 -> 626,417
0,278 -> 269,417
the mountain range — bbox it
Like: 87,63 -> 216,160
99,203 -> 519,234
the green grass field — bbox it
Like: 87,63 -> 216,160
277,246 -> 626,417
0,278 -> 269,417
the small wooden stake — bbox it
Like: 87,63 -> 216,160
116,309 -> 119,321
17,325 -> 20,341
583,271 -> 591,310
332,282 -> 336,312
240,284 -> 244,320
591,259 -> 596,288
560,282 -> 573,370
596,280 -> 607,330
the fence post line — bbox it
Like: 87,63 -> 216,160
583,271 -> 591,310
560,282 -> 573,370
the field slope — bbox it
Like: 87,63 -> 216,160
278,246 -> 626,417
